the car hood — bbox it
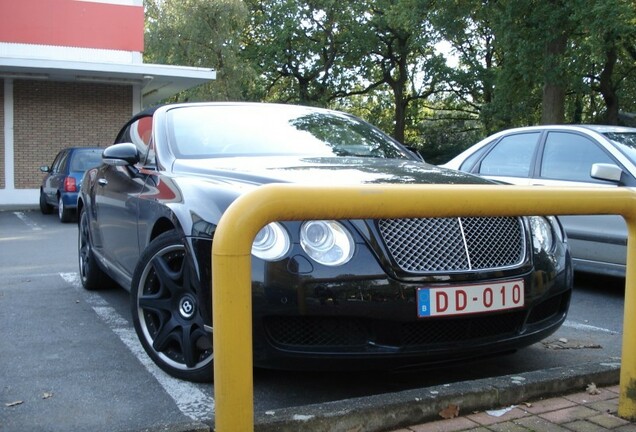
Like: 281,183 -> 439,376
171,155 -> 488,186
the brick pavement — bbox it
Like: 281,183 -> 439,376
388,385 -> 636,432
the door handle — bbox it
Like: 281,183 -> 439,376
98,178 -> 108,186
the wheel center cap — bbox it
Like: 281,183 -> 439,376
179,296 -> 196,319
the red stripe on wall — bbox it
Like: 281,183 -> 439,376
0,0 -> 144,52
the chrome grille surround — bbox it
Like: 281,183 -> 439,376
378,217 -> 526,273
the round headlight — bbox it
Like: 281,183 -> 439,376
300,220 -> 354,266
529,216 -> 554,253
252,222 -> 290,261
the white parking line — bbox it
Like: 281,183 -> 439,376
59,272 -> 215,421
563,320 -> 616,334
13,211 -> 43,231
61,267 -> 614,421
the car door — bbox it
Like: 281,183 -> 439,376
92,116 -> 155,281
468,131 -> 541,185
93,161 -> 147,281
533,130 -> 628,272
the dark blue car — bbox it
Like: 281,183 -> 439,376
39,147 -> 102,222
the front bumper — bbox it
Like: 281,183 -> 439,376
250,270 -> 571,370
191,233 -> 573,371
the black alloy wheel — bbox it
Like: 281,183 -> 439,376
131,230 -> 213,382
78,207 -> 109,290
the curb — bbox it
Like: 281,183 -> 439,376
254,361 -> 620,431
133,361 -> 621,432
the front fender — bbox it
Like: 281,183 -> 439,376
138,176 -> 250,327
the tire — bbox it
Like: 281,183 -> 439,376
131,230 -> 213,382
39,190 -> 53,215
78,207 -> 110,290
58,195 -> 73,223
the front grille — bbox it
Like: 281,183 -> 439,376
265,316 -> 368,348
264,313 -> 526,351
400,312 -> 525,346
527,294 -> 567,324
378,217 -> 525,273
263,292 -> 569,353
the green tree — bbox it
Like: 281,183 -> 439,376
490,0 -> 575,125
346,0 -> 445,143
143,0 -> 636,150
571,0 -> 636,124
243,0 -> 360,106
145,0 -> 254,101
242,0 -> 449,145
430,0 -> 500,133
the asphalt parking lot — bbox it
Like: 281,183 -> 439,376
0,209 -> 626,431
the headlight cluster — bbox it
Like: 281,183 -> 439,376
251,222 -> 290,261
300,220 -> 354,266
529,216 -> 563,253
251,220 -> 355,266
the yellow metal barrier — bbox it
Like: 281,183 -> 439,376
212,184 -> 636,431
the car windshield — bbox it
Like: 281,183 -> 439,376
166,105 -> 411,160
603,132 -> 636,164
69,149 -> 103,171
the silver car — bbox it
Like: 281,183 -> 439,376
443,125 -> 636,277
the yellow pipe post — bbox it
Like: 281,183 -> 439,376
620,215 -> 636,419
212,184 -> 636,431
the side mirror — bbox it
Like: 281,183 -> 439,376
591,163 -> 622,183
102,143 -> 140,166
39,165 -> 51,173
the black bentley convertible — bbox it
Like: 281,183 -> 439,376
77,102 -> 572,382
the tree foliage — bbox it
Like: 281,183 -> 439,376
144,0 -> 636,161
242,0 -> 360,105
350,0 -> 445,143
145,0 -> 254,101
570,0 -> 636,124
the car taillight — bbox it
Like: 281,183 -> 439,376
64,177 -> 77,192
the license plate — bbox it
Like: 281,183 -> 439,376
417,280 -> 524,318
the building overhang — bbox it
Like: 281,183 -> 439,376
0,57 -> 216,106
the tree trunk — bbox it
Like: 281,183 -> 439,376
393,99 -> 406,143
599,44 -> 619,125
541,34 -> 567,124
391,51 -> 409,143
542,83 -> 566,124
